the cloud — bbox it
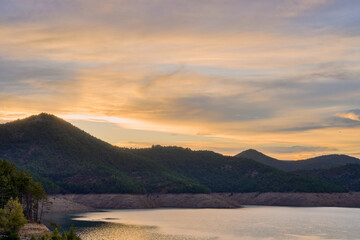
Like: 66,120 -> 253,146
1,61 -> 360,136
0,58 -> 79,93
261,145 -> 337,154
0,0 -> 334,32
337,110 -> 360,122
0,0 -> 360,159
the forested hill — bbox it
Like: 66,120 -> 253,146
0,113 -> 208,194
0,113 -> 347,194
236,149 -> 293,170
295,164 -> 360,191
127,146 -> 345,193
237,149 -> 360,171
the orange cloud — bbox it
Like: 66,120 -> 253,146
1,0 -> 360,159
337,112 -> 360,122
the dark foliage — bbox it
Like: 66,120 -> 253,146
295,164 -> 360,191
0,114 -> 208,194
0,114 -> 347,194
0,160 -> 46,222
129,146 -> 346,193
237,149 -> 360,171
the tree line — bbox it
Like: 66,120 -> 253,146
0,159 -> 47,223
1,159 -> 82,239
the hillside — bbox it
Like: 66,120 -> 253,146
128,146 -> 345,193
237,149 -> 293,170
296,164 -> 360,191
237,149 -> 360,171
0,113 -> 207,194
293,155 -> 360,171
0,114 -> 346,194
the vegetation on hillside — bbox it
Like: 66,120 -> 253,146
237,149 -> 360,171
295,164 -> 360,191
130,146 -> 346,193
0,114 -> 208,194
0,160 -> 47,223
0,198 -> 27,239
0,159 -> 48,239
0,159 -> 81,239
0,114 -> 350,194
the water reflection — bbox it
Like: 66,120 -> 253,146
45,207 -> 360,240
78,222 -> 206,240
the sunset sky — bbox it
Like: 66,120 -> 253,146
1,0 -> 360,159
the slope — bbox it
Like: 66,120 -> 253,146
0,114 -> 346,194
236,149 -> 293,170
129,146 -> 345,193
237,149 -> 360,171
0,113 -> 208,194
295,164 -> 360,191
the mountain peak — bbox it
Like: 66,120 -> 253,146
28,113 -> 60,121
0,113 -> 63,128
239,149 -> 264,155
15,113 -> 70,127
236,149 -> 274,159
0,113 -> 84,145
36,112 -> 56,118
235,149 -> 290,169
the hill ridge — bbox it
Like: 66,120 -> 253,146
0,113 -> 348,194
236,149 -> 360,171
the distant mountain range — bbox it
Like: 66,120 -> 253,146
237,149 -> 360,171
0,113 -> 358,194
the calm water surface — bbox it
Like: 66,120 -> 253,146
46,206 -> 360,240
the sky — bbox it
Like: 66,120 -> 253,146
1,0 -> 360,159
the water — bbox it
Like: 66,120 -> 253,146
45,206 -> 360,240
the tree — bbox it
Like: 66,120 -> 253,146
1,198 -> 27,239
27,181 -> 47,222
0,160 -> 48,223
67,225 -> 81,240
0,161 -> 17,208
51,228 -> 62,240
61,231 -> 68,240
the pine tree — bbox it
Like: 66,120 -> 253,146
3,198 -> 27,232
67,225 -> 81,240
61,231 -> 68,240
51,228 -> 62,240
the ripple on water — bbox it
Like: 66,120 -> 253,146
78,222 -> 208,240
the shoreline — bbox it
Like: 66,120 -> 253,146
47,192 -> 360,213
19,223 -> 52,240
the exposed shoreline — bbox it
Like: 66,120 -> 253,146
19,223 -> 52,240
48,192 -> 360,213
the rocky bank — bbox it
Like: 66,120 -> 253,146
19,223 -> 52,240
48,192 -> 360,213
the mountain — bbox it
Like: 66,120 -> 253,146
128,146 -> 345,193
293,155 -> 360,171
236,149 -> 293,170
295,164 -> 360,191
0,113 -> 346,194
236,149 -> 360,171
0,113 -> 207,194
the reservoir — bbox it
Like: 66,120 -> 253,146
46,206 -> 360,240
